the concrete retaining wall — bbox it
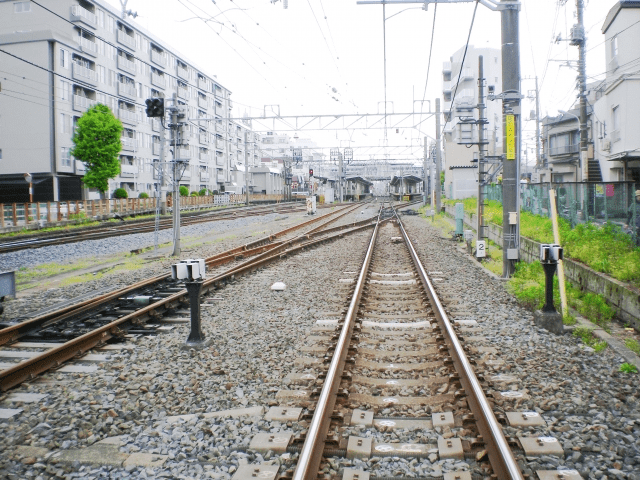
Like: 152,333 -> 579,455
445,204 -> 640,329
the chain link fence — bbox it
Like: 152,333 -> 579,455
483,182 -> 638,243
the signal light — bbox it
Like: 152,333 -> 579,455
145,97 -> 164,118
309,168 -> 314,177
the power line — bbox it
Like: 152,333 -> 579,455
0,91 -> 49,108
418,3 -> 437,138
441,0 -> 480,137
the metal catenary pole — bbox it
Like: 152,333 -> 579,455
172,93 -> 181,257
501,0 -> 521,277
423,137 -> 428,206
534,76 -> 541,169
435,98 -> 442,214
245,130 -> 250,206
339,153 -> 344,203
477,55 -> 486,242
575,0 -> 588,181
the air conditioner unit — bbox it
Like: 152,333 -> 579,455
602,139 -> 611,152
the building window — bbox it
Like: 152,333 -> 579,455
61,147 -> 72,167
14,2 -> 31,13
108,16 -> 115,33
611,36 -> 618,59
60,113 -> 72,135
97,9 -> 104,27
612,105 -> 620,130
96,65 -> 105,84
59,48 -> 69,69
59,79 -> 71,101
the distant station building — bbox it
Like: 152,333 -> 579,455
344,176 -> 373,201
389,175 -> 423,201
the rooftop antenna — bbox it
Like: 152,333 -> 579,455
120,0 -> 138,19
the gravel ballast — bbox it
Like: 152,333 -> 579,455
0,205 -> 638,479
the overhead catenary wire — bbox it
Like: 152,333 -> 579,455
441,0 -> 480,138
417,3 -> 438,139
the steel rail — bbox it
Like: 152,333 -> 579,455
0,204 -> 360,347
0,203 -> 312,253
396,213 -> 523,480
292,208 -> 383,480
0,218 -> 378,391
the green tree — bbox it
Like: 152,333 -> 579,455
179,186 -> 189,196
71,104 -> 122,195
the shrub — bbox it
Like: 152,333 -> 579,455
619,363 -> 638,374
138,192 -> 149,199
198,188 -> 207,196
572,326 -> 607,352
212,190 -> 219,195
190,191 -> 198,196
179,186 -> 189,196
113,188 -> 128,199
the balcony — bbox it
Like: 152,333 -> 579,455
199,152 -> 210,163
199,133 -> 207,144
120,164 -> 138,178
117,30 -> 136,50
151,50 -> 167,67
181,169 -> 191,179
216,155 -> 225,166
152,119 -> 160,132
120,136 -> 136,151
214,104 -> 223,116
72,94 -> 96,112
117,55 -> 136,75
70,5 -> 97,28
200,171 -> 210,181
549,144 -> 579,156
198,96 -> 208,109
72,63 -> 96,85
177,86 -> 188,100
454,89 -> 475,107
443,81 -> 452,94
228,99 -> 233,109
118,82 -> 136,99
216,173 -> 225,182
177,64 -> 189,80
216,138 -> 224,149
459,67 -> 473,80
197,77 -> 207,91
151,72 -> 166,88
152,143 -> 161,155
119,108 -> 137,124
443,61 -> 451,73
77,36 -> 97,57
215,123 -> 225,134
75,160 -> 87,175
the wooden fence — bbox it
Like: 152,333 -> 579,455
0,194 -> 287,229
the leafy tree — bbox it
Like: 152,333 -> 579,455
71,104 -> 122,195
179,186 -> 189,196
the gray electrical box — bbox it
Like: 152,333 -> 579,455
507,248 -> 519,260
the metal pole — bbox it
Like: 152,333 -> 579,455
339,153 -> 344,203
423,137 -> 428,205
245,131 -> 249,206
576,0 -> 588,182
172,93 -> 181,257
501,0 -> 521,277
534,76 -> 541,169
435,98 -> 442,214
477,56 -> 486,241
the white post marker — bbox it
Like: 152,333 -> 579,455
476,240 -> 486,258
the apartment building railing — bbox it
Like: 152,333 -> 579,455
77,36 -> 97,55
120,137 -> 136,151
117,55 -> 136,74
549,144 -> 580,156
119,108 -> 137,124
118,82 -> 136,98
117,30 -> 136,50
151,72 -> 166,88
177,65 -> 188,80
151,50 -> 167,67
70,5 -> 97,26
72,63 -> 96,83
73,95 -> 96,111
177,86 -> 188,100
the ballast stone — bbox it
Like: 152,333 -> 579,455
270,282 -> 286,291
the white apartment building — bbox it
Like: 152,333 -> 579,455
442,45 -> 503,199
0,0 -> 258,202
591,0 -> 640,184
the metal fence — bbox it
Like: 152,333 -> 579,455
484,182 -> 638,240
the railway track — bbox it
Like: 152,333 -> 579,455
264,205 -> 523,480
0,202 -> 386,392
0,201 -> 314,254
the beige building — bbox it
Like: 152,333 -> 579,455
0,0 -> 259,202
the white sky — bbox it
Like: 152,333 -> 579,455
104,0 -> 618,162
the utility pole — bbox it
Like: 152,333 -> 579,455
500,0 -> 522,277
244,130 -> 250,206
435,98 -> 442,214
477,56 -> 487,243
534,76 -> 541,169
574,0 -> 588,181
338,152 -> 344,203
423,137 -> 428,205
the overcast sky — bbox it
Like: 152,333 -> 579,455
105,0 -> 618,162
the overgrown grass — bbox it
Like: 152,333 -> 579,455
625,338 -> 640,356
573,326 -> 608,352
445,198 -> 640,284
619,363 -> 638,373
507,261 -> 615,332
